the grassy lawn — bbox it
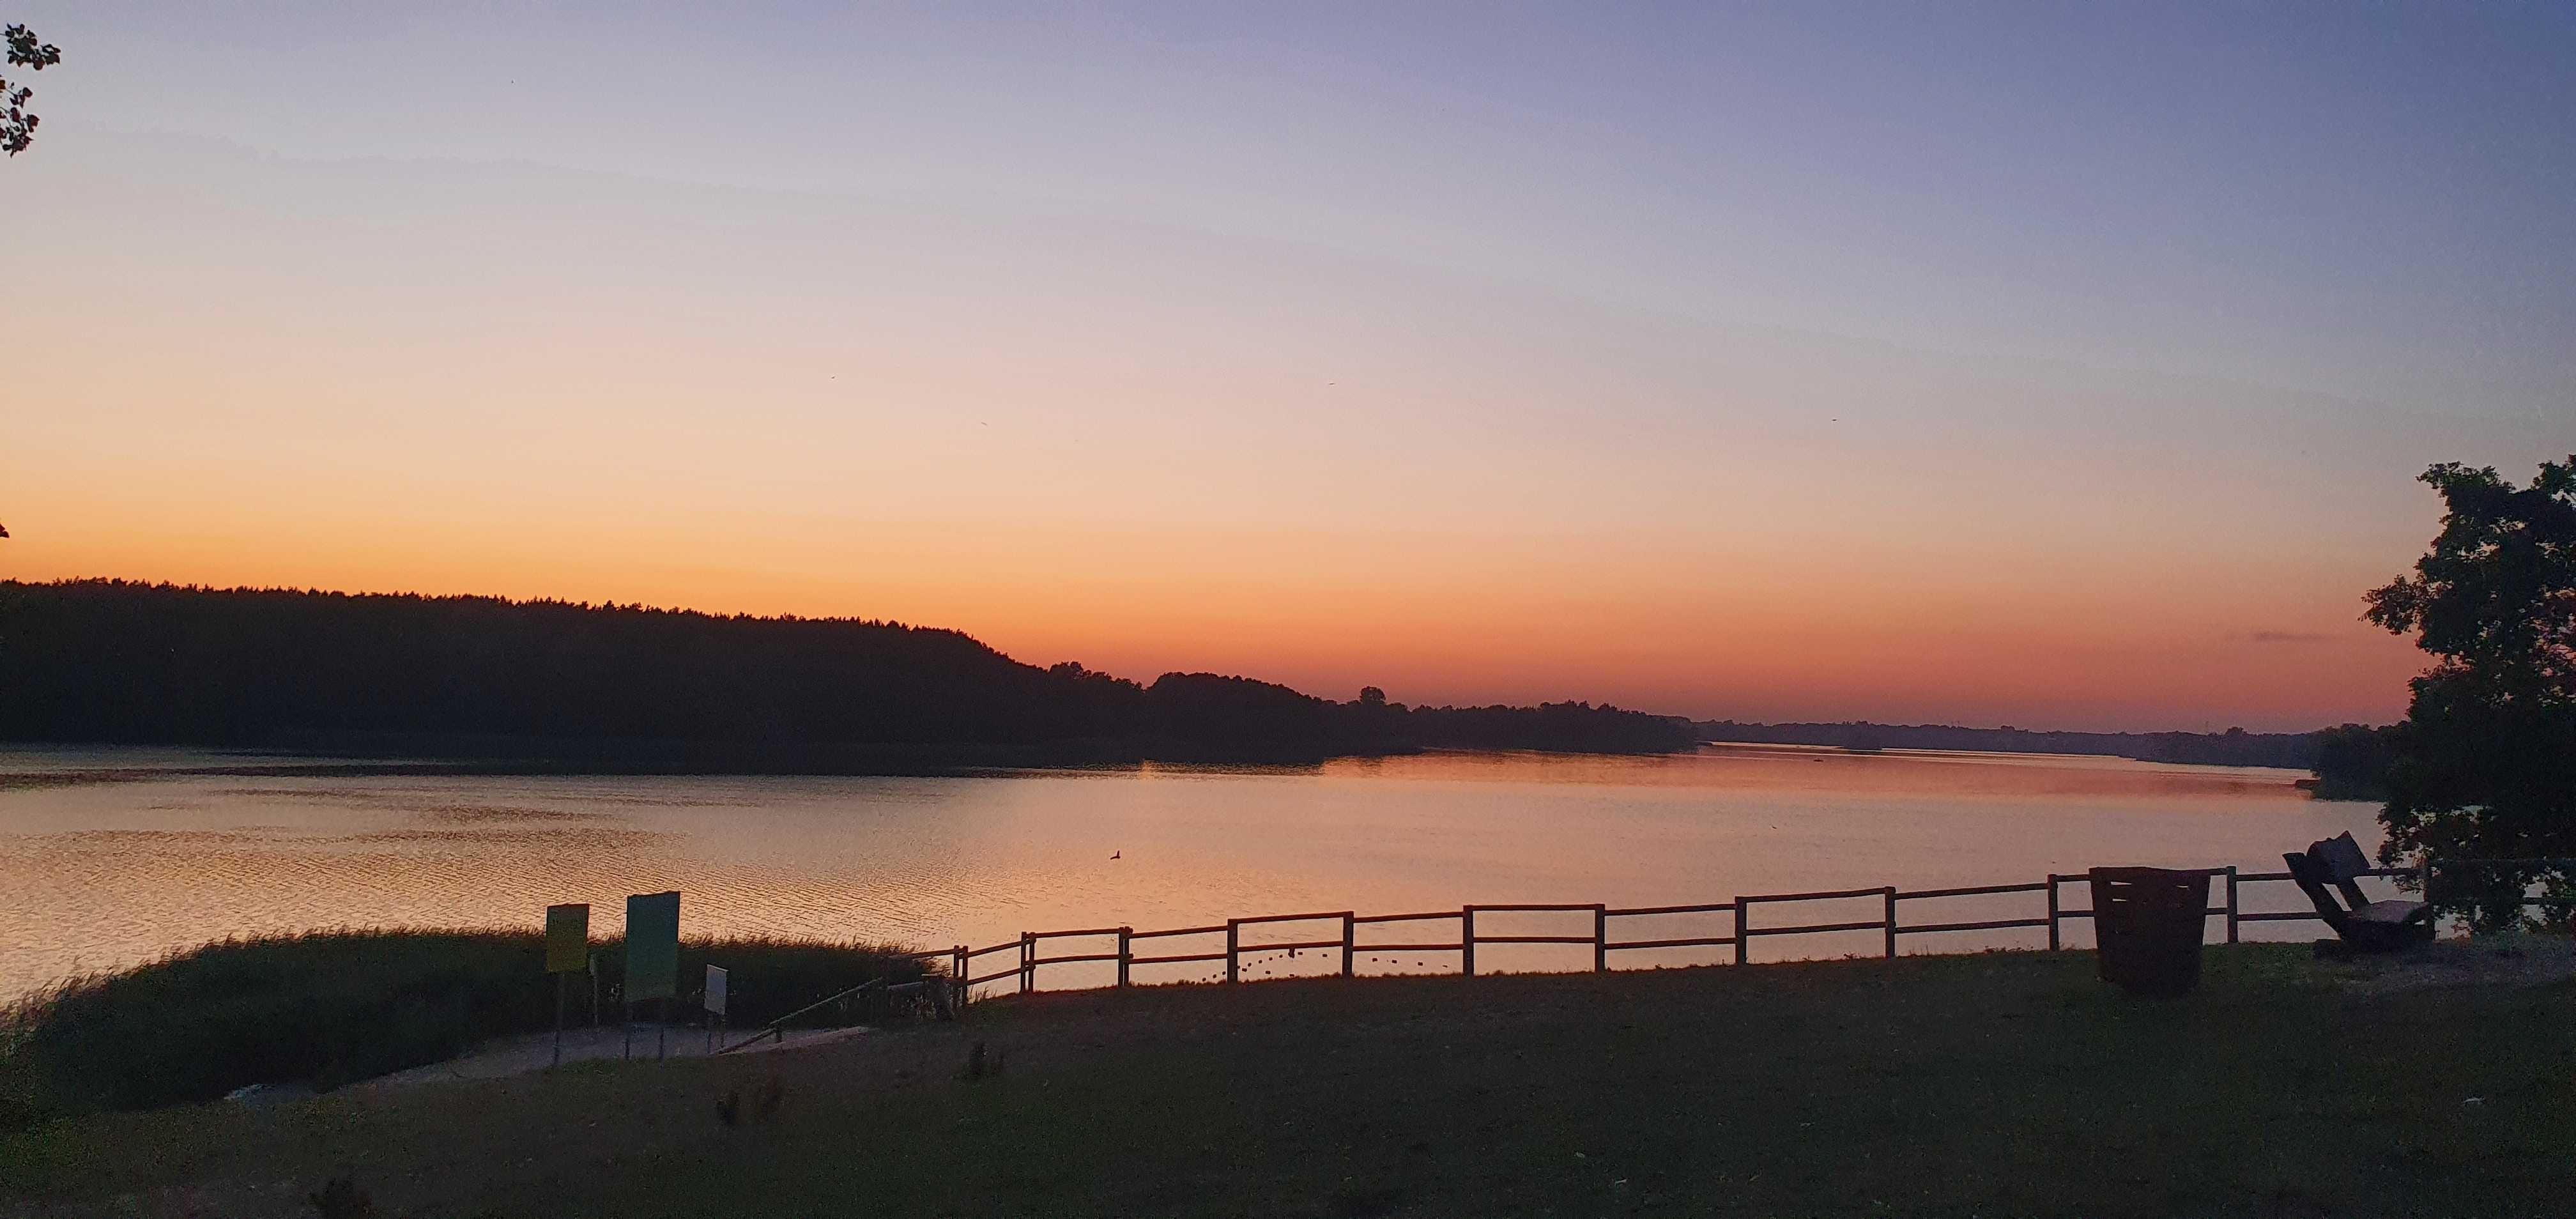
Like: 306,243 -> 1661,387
5,945 -> 2571,1218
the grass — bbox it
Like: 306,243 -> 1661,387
0,930 -> 931,1123
3,944 -> 2571,1216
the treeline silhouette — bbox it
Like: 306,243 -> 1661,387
2304,723 -> 2398,799
1696,718 -> 2377,775
0,581 -> 1696,767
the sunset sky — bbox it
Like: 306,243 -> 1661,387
5,3 -> 2570,732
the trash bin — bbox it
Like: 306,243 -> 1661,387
2089,867 -> 2211,997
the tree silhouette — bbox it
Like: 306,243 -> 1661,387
2365,457 -> 2576,928
3,24 -> 61,157
0,580 -> 1699,762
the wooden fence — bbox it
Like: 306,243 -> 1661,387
912,862 -> 2436,1000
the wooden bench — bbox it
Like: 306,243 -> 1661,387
2283,832 -> 2431,954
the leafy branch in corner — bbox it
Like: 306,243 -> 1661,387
5,23 -> 63,157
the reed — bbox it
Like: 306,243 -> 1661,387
0,928 -> 930,1120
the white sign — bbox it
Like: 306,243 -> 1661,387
703,965 -> 728,1016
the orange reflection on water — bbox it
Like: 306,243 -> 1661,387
1,745 -> 2381,1000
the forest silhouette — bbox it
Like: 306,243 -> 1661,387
0,580 -> 1697,769
1697,718 -> 2352,772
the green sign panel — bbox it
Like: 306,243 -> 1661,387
624,891 -> 680,1002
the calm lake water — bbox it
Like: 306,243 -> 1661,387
0,744 -> 2384,1001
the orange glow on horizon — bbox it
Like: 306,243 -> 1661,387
0,484 -> 2425,733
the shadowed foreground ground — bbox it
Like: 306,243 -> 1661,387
5,944 -> 2571,1217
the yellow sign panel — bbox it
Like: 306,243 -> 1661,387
545,903 -> 590,974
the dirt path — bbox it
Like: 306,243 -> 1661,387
348,1022 -> 873,1092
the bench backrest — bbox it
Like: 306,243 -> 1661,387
2281,849 -> 2355,932
2310,832 -> 2375,908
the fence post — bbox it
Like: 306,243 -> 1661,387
953,944 -> 968,1009
1117,926 -> 1131,988
1225,919 -> 1240,984
1019,933 -> 1033,995
2046,876 -> 2061,951
1460,906 -> 1476,977
1593,904 -> 1608,973
1340,912 -> 1356,978
2225,866 -> 2240,944
1733,899 -> 1749,966
1883,886 -> 1898,959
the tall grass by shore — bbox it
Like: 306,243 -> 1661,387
0,930 -> 931,1123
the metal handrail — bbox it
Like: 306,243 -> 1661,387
715,977 -> 885,1055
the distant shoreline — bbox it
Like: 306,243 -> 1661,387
0,581 -> 2377,782
1696,719 -> 2351,772
0,579 -> 1701,764
1,737 -> 2331,787
1690,739 -> 2319,774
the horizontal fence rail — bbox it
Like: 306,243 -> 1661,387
926,856 -> 2556,1004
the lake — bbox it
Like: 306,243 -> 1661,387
0,744 -> 2384,1002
